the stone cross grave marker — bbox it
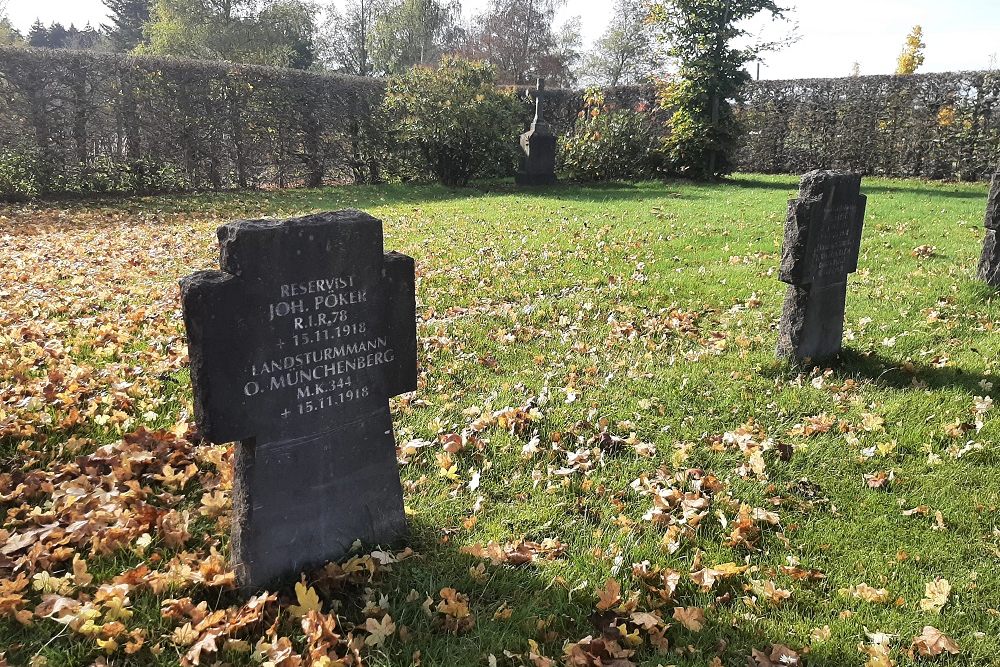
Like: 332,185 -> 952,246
777,170 -> 867,362
978,172 -> 1000,287
516,77 -> 557,186
180,210 -> 416,589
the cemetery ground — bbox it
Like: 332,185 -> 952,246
1,174 -> 999,667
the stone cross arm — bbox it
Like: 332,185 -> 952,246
776,170 -> 868,362
532,77 -> 548,125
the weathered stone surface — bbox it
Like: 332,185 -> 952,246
778,171 -> 865,287
777,170 -> 867,362
985,173 -> 1000,231
979,229 -> 1000,287
229,407 -> 406,590
776,282 -> 849,362
978,174 -> 1000,288
516,133 -> 557,186
516,78 -> 557,187
180,210 -> 416,589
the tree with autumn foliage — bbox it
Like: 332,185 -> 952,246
896,25 -> 925,75
648,0 -> 789,179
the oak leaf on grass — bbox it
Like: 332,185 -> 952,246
595,578 -> 621,611
911,626 -> 959,657
672,606 -> 705,632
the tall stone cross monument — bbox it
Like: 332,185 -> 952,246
777,171 -> 867,362
180,210 -> 416,589
979,172 -> 1000,287
516,78 -> 557,186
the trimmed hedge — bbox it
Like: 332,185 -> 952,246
2,46 -> 996,199
0,47 -> 388,197
524,74 -> 1000,181
0,47 -> 658,198
0,48 -> 661,198
738,72 -> 1000,181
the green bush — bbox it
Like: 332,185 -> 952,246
71,158 -> 190,194
656,75 -> 741,179
0,152 -> 191,200
558,88 -> 663,182
0,150 -> 44,199
384,58 -> 522,186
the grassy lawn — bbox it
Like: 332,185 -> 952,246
1,174 -> 998,667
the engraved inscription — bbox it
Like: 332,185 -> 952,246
240,273 -> 395,421
812,206 -> 858,282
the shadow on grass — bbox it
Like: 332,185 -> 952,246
864,182 -> 987,200
8,173 -> 986,218
132,182 -> 484,214
485,179 -> 706,204
5,182 -> 479,216
725,176 -> 800,193
15,180 -> 713,227
729,175 -> 987,201
967,281 -> 1000,302
766,348 -> 994,395
343,514 -> 867,666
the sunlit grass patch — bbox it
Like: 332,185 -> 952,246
1,174 -> 997,666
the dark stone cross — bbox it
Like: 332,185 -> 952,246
978,172 -> 1000,288
516,77 -> 557,186
777,170 -> 867,362
179,210 -> 416,589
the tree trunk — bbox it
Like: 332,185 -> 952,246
708,0 -> 732,178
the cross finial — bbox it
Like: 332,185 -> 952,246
533,78 -> 547,124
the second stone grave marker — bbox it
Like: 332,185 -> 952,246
777,170 -> 867,362
180,210 -> 416,589
979,171 -> 1000,288
516,78 -> 557,186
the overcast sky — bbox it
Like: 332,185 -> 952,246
5,0 -> 1000,79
